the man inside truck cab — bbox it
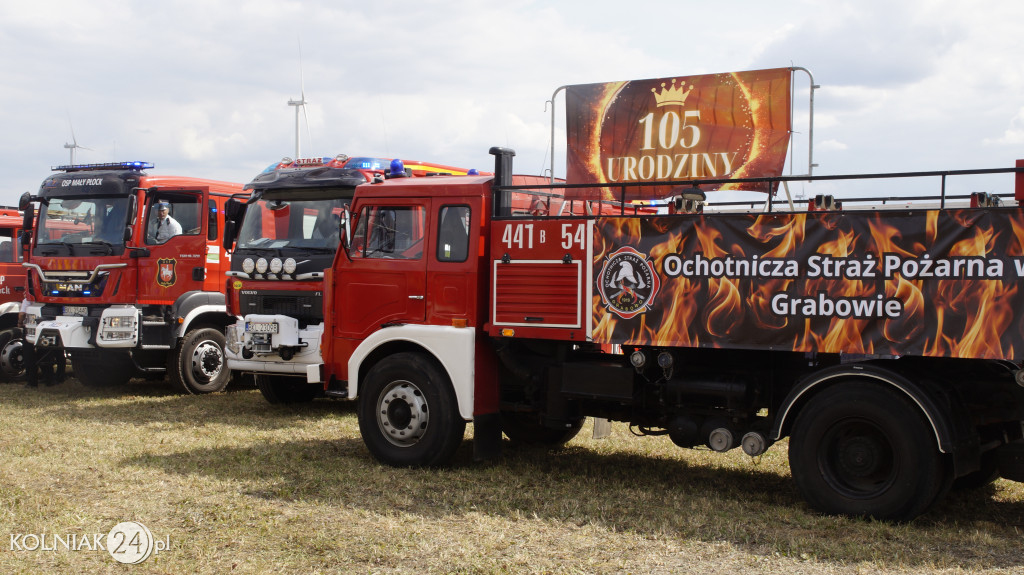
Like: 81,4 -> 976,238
150,202 -> 182,243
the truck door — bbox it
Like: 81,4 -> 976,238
336,199 -> 429,337
138,189 -> 209,304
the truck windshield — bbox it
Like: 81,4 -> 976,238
236,197 -> 347,251
35,196 -> 131,254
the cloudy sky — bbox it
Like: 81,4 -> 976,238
1,0 -> 1022,206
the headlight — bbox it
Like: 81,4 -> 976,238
270,258 -> 283,274
283,258 -> 297,274
242,258 -> 255,274
256,258 -> 268,273
225,324 -> 242,355
99,313 -> 137,344
105,316 -> 133,328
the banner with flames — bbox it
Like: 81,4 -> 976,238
592,209 -> 1024,360
565,68 -> 793,198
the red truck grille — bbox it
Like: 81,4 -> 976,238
492,260 -> 582,328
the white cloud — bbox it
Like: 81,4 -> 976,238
985,108 -> 1024,146
817,139 -> 848,152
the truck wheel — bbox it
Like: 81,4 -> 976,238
788,381 -> 950,521
70,350 -> 136,387
173,327 -> 230,395
501,412 -> 585,446
358,352 -> 465,467
255,374 -> 318,404
0,328 -> 25,382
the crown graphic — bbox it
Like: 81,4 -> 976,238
651,79 -> 693,107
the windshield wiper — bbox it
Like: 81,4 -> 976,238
239,246 -> 284,257
37,241 -> 77,256
288,246 -> 336,254
82,240 -> 114,255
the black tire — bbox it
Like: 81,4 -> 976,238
501,412 -> 585,446
70,350 -> 136,387
357,352 -> 465,467
0,327 -> 25,383
788,381 -> 950,521
255,374 -> 318,404
172,327 -> 230,394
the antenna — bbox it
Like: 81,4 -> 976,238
63,116 -> 92,164
287,37 -> 311,158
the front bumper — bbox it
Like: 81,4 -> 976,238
24,304 -> 140,349
225,315 -> 324,383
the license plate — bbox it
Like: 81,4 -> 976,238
246,322 -> 279,334
62,305 -> 88,317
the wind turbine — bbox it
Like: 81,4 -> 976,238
64,118 -> 92,164
287,39 -> 312,159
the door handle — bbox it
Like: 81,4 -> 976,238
408,295 -> 424,300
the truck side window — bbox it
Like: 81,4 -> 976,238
437,205 -> 469,262
146,195 -> 202,244
354,205 -> 425,260
0,229 -> 13,263
208,199 -> 218,241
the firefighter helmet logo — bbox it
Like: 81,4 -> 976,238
157,258 -> 176,287
598,247 -> 660,319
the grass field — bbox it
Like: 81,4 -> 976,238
2,376 -> 1024,574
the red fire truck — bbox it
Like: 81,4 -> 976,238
222,155 -> 493,403
19,161 -> 244,393
0,207 -> 27,381
308,148 -> 1024,521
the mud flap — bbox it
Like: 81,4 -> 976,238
592,417 -> 612,439
996,439 -> 1024,482
472,412 -> 503,462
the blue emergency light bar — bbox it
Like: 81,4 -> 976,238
346,157 -> 386,170
52,161 -> 154,172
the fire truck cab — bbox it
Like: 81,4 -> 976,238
20,162 -> 244,393
320,166 -> 498,466
223,155 -> 483,404
0,207 -> 27,381
223,155 -> 389,402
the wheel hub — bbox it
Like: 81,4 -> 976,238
838,436 -> 884,477
0,338 -> 24,377
377,380 -> 428,447
825,421 -> 896,497
192,341 -> 223,381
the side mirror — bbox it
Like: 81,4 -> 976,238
339,208 -> 352,255
223,197 -> 244,252
225,197 -> 246,223
21,204 -> 34,234
18,192 -> 32,212
223,220 -> 237,253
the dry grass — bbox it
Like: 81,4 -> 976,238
2,376 -> 1024,574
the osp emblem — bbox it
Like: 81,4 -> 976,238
598,246 -> 660,319
157,258 -> 177,287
